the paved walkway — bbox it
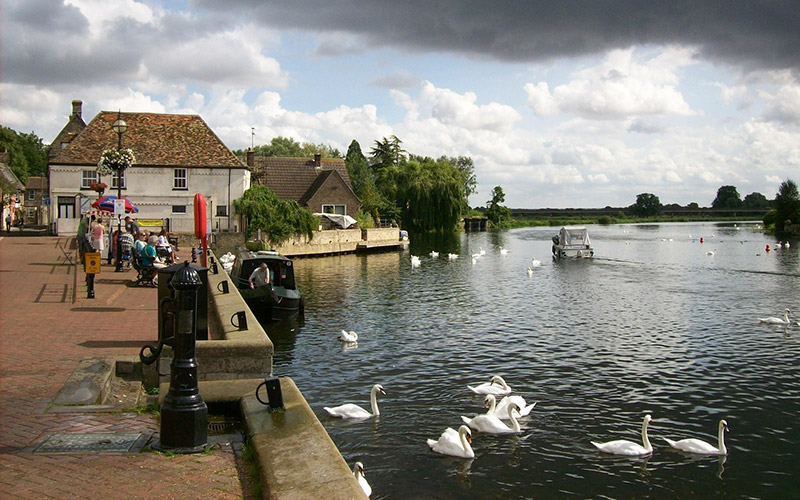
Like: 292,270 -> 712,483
0,234 -> 255,499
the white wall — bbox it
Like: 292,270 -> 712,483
49,164 -> 250,235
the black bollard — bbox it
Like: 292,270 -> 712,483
143,261 -> 208,453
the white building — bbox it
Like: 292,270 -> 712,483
48,100 -> 249,235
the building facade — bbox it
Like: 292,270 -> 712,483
48,101 -> 249,235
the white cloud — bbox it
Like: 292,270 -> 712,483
525,47 -> 696,119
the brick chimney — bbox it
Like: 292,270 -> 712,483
314,154 -> 321,167
247,149 -> 254,167
71,100 -> 82,119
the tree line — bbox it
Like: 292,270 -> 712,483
631,182 -> 799,233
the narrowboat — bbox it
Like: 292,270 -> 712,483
229,249 -> 304,321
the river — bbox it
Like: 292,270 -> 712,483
265,222 -> 799,499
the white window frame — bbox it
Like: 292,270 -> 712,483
81,170 -> 99,189
173,168 -> 188,190
322,204 -> 346,215
111,171 -> 126,189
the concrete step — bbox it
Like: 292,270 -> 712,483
52,358 -> 114,406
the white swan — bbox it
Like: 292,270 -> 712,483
462,400 -> 522,434
447,253 -> 458,260
591,414 -> 653,456
410,256 -> 421,267
758,308 -> 791,325
526,267 -> 533,277
353,462 -> 371,497
500,247 -> 509,255
530,258 -> 541,267
324,384 -> 386,419
467,375 -> 512,395
706,249 -> 717,256
494,394 -> 536,419
339,330 -> 358,342
427,425 -> 474,458
664,419 -> 728,455
472,257 -> 477,265
479,247 -> 486,256
430,251 -> 439,258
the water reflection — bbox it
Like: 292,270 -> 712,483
265,222 -> 800,499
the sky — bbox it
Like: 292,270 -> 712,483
2,0 -> 799,209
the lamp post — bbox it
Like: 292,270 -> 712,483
112,110 -> 128,272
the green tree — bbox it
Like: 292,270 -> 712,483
711,185 -> 743,208
369,135 -> 405,171
394,157 -> 465,232
0,126 -> 48,184
485,186 -> 512,228
772,179 -> 800,233
345,139 -> 386,223
438,155 -> 477,212
632,193 -> 662,217
233,185 -> 317,246
743,192 -> 770,209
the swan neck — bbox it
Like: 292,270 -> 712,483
718,423 -> 727,454
642,419 -> 652,451
509,407 -> 520,432
370,388 -> 380,416
486,396 -> 496,415
460,429 -> 472,454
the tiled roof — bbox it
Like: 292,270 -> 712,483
250,157 -> 353,202
25,176 -> 48,190
51,111 -> 245,168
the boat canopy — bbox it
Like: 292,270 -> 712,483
315,213 -> 357,229
558,226 -> 592,247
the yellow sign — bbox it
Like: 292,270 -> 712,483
85,252 -> 101,274
137,219 -> 164,228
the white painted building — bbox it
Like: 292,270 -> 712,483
48,101 -> 249,235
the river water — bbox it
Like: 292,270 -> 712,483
265,222 -> 799,499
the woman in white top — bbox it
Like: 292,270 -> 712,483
156,227 -> 178,262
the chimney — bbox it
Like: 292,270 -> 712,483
247,149 -> 254,167
314,154 -> 321,167
71,100 -> 82,119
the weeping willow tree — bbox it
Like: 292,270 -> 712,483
394,157 -> 466,232
233,185 -> 317,246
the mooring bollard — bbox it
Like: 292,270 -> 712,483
140,261 -> 207,453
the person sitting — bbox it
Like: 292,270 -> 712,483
143,235 -> 167,270
156,228 -> 178,263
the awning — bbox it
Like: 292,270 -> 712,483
315,213 -> 357,229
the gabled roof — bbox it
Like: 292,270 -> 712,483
0,156 -> 24,191
51,111 -> 245,169
250,157 -> 353,202
49,113 -> 86,160
300,169 -> 351,204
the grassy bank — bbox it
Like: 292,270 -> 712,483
506,214 -> 765,229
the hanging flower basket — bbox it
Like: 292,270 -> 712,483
97,148 -> 136,176
89,181 -> 108,194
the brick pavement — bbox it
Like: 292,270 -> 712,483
0,235 -> 256,499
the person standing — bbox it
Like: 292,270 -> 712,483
4,213 -> 11,232
91,217 -> 105,254
248,263 -> 270,289
124,216 -> 140,236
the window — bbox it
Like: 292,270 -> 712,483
173,168 -> 187,190
81,170 -> 99,188
27,189 -> 35,201
216,205 -> 228,217
172,205 -> 187,214
322,204 -> 346,215
58,196 -> 76,218
111,171 -> 126,189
